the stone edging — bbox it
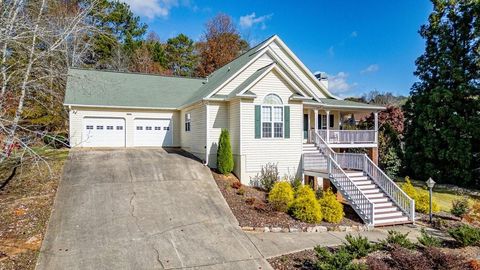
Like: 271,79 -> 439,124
241,224 -> 370,233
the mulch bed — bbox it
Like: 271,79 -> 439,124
211,170 -> 362,228
268,249 -> 317,270
0,149 -> 68,270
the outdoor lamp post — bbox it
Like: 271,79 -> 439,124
426,177 -> 436,223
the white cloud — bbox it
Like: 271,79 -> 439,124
361,64 -> 379,74
119,0 -> 180,19
328,72 -> 358,94
239,12 -> 273,29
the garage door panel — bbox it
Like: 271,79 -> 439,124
83,118 -> 125,147
134,118 -> 172,147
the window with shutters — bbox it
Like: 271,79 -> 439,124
261,94 -> 283,138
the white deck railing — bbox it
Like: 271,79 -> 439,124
317,129 -> 376,144
335,152 -> 415,223
310,131 -> 375,225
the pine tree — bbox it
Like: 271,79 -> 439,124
165,34 -> 197,76
403,0 -> 480,186
217,129 -> 234,175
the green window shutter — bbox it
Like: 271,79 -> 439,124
284,106 -> 290,138
255,105 -> 261,138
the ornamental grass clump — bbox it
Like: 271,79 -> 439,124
318,188 -> 344,223
268,182 -> 294,212
289,185 -> 322,223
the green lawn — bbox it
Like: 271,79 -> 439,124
395,178 -> 477,212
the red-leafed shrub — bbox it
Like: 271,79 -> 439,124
231,181 -> 241,189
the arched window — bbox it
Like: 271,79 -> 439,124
261,94 -> 284,138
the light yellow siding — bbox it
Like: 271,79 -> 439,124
239,70 -> 303,184
216,54 -> 274,96
206,102 -> 229,167
268,41 -> 328,98
180,103 -> 206,161
69,107 -> 180,147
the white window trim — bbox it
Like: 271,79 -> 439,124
260,94 -> 284,139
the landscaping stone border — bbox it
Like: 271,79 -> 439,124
241,224 -> 370,233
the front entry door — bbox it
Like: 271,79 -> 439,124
303,114 -> 309,141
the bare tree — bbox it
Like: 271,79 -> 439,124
0,0 -> 99,163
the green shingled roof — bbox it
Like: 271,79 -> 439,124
64,36 -> 274,109
64,69 -> 204,109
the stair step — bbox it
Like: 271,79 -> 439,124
374,216 -> 409,224
365,193 -> 385,199
375,211 -> 404,219
360,188 -> 381,194
374,201 -> 394,208
345,172 -> 364,177
369,197 -> 389,203
350,176 -> 369,181
353,181 -> 374,186
374,206 -> 398,213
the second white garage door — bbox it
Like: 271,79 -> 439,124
133,118 -> 173,147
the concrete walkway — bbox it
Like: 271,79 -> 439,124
36,149 -> 271,270
247,225 -> 426,258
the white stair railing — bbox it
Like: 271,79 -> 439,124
311,131 -> 375,226
363,154 -> 415,223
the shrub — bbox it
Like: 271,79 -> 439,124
268,182 -> 294,212
381,230 -> 415,249
236,187 -> 245,196
290,177 -> 302,191
217,129 -> 234,175
389,245 -> 430,270
231,181 -> 241,189
344,234 -> 376,258
401,176 -> 417,199
464,200 -> 480,225
314,246 -> 366,270
382,146 -> 401,178
451,197 -> 470,217
417,228 -> 442,247
448,225 -> 480,247
423,247 -> 467,269
401,177 -> 440,214
416,190 -> 440,214
289,185 -> 322,223
366,257 -> 390,270
250,163 -> 279,191
318,188 -> 344,223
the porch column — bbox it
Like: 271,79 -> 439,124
326,110 -> 330,143
314,109 -> 318,135
374,111 -> 379,144
308,109 -> 312,142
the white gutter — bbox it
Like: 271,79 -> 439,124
64,103 -> 179,111
204,102 -> 209,166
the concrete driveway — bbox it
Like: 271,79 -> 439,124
36,149 -> 271,270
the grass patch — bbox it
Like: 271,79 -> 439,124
396,177 -> 477,212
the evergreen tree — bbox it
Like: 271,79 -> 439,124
403,0 -> 480,186
217,129 -> 234,175
165,34 -> 197,76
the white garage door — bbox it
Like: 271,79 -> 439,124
133,118 -> 172,147
83,117 -> 125,147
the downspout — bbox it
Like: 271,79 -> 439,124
204,102 -> 209,166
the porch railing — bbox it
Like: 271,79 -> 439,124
333,152 -> 415,223
310,130 -> 375,225
363,154 -> 415,223
317,129 -> 376,144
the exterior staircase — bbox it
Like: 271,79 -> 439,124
302,134 -> 414,227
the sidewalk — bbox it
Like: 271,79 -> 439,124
246,225 -> 429,258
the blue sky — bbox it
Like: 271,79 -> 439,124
121,0 -> 433,97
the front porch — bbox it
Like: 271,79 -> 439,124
302,101 -> 381,148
